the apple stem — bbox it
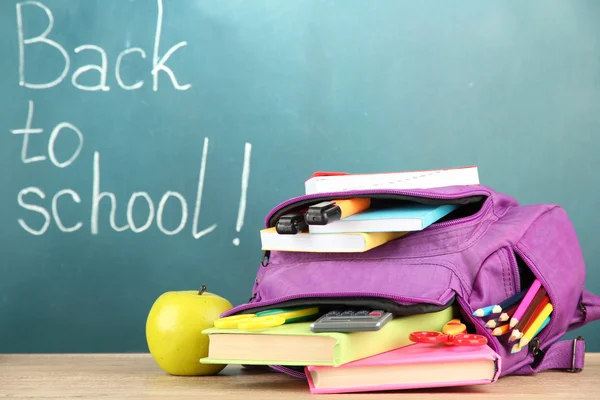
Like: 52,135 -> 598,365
198,285 -> 206,295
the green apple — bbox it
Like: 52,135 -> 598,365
146,285 -> 233,376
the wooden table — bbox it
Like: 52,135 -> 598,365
1,353 -> 599,399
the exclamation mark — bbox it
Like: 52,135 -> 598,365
233,143 -> 252,246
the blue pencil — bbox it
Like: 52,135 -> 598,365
472,305 -> 496,317
496,290 -> 527,313
475,290 -> 528,317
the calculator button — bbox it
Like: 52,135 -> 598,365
340,311 -> 354,316
326,311 -> 341,316
369,311 -> 383,317
355,310 -> 369,316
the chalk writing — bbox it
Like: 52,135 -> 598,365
48,122 -> 84,168
233,143 -> 252,246
10,1 -> 252,245
127,193 -> 155,233
17,187 -> 50,235
52,189 -> 83,233
16,0 -> 190,92
16,1 -> 69,89
71,45 -> 110,92
115,48 -> 147,90
192,137 -> 218,239
10,100 -> 46,163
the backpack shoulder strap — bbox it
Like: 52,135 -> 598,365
533,336 -> 586,373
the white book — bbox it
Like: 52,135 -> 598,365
260,228 -> 406,253
305,166 -> 479,195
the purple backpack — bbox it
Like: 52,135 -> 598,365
222,185 -> 600,378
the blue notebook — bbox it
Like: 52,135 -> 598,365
307,203 -> 459,234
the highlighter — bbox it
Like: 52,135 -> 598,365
305,198 -> 371,225
276,212 -> 308,234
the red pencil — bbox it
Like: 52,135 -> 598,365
521,295 -> 550,337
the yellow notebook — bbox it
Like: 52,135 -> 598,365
200,307 -> 453,367
259,227 -> 406,253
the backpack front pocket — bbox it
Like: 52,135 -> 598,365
222,253 -> 466,318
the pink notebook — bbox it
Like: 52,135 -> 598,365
305,343 -> 501,394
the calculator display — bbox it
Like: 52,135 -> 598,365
310,309 -> 393,332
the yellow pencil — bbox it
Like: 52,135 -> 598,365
519,303 -> 553,347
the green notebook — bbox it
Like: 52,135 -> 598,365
200,307 -> 453,367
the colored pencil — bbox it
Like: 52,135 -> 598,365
473,290 -> 527,317
492,323 -> 511,336
472,304 -> 496,317
519,306 -> 553,348
519,315 -> 551,348
499,304 -> 518,322
521,295 -> 550,338
495,289 -> 527,313
510,279 -> 542,328
510,342 -> 522,354
485,318 -> 499,329
509,289 -> 548,342
508,328 -> 524,342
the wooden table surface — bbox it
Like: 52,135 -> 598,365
1,353 -> 599,399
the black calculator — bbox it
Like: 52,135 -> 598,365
310,309 -> 393,332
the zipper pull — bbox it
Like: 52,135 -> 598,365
579,296 -> 587,321
529,337 -> 545,368
261,250 -> 270,267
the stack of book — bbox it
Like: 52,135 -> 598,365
260,166 -> 480,253
201,167 -> 502,394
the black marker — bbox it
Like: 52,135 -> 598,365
304,201 -> 341,225
276,212 -> 308,234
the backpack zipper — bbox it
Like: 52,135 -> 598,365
261,251 -> 271,267
266,189 -> 489,230
222,290 -> 456,317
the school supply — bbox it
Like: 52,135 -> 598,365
520,315 -> 552,348
310,309 -> 393,332
472,305 -> 496,317
512,316 -> 553,354
259,227 -> 405,253
473,289 -> 527,316
304,198 -> 371,225
517,303 -> 553,347
307,203 -> 459,234
305,341 -> 501,394
214,306 -> 319,330
510,279 -> 542,328
409,319 -> 488,346
201,307 -> 453,367
511,287 -> 547,336
496,290 -> 527,313
304,166 -> 480,195
499,304 -> 518,322
223,183 -> 600,380
520,295 -> 551,338
276,212 -> 308,234
492,324 -> 511,336
509,292 -> 549,342
485,318 -> 499,329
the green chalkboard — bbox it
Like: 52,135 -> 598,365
1,0 -> 599,353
